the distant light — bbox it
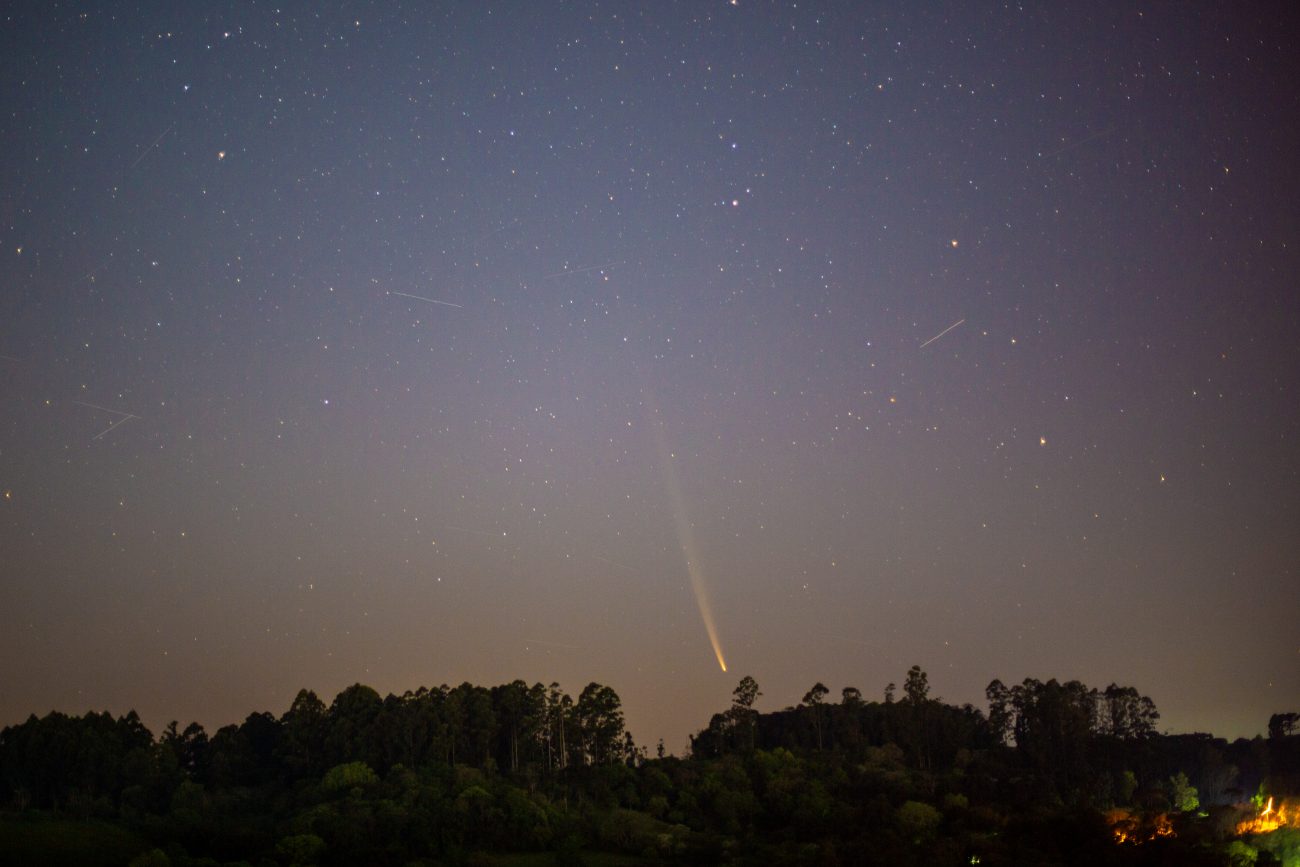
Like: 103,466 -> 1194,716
217,150 -> 226,160
1039,436 -> 1047,446
950,239 -> 959,248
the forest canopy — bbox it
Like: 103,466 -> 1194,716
2,670 -> 1297,867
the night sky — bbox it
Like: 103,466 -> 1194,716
2,2 -> 1297,752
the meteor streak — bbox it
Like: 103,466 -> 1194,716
390,291 -> 464,308
131,123 -> 175,169
919,318 -> 965,349
523,637 -> 581,650
542,261 -> 622,279
1038,127 -> 1114,158
71,400 -> 142,440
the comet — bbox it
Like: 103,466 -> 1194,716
646,397 -> 728,672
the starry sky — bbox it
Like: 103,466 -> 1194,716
2,2 -> 1297,751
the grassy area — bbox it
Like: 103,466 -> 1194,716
0,813 -> 149,867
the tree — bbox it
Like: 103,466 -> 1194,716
1100,684 -> 1159,739
494,680 -> 531,772
321,760 -> 378,794
161,720 -> 209,777
986,679 -> 1012,745
1168,771 -> 1199,812
575,683 -> 626,765
903,666 -> 930,704
459,684 -> 497,767
802,683 -> 829,750
733,676 -> 761,711
1268,712 -> 1299,740
544,683 -> 572,770
1008,678 -> 1095,794
325,684 -> 381,766
728,676 -> 762,752
279,689 -> 326,777
896,800 -> 942,843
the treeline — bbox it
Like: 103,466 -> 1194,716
1,680 -> 630,815
694,669 -> 1288,811
0,669 -> 1297,866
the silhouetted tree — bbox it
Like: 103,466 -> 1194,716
325,684 -> 382,767
903,665 -> 930,704
278,688 -> 326,777
986,679 -> 1012,745
574,683 -> 627,765
729,676 -> 762,752
802,683 -> 829,750
1268,712 -> 1299,740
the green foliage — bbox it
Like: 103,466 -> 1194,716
0,673 -> 1292,866
896,799 -> 942,842
1250,827 -> 1300,867
321,761 -> 379,794
1253,783 -> 1270,811
1226,840 -> 1259,867
1168,770 -> 1200,812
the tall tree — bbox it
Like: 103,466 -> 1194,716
986,679 -> 1012,745
494,680 -> 530,772
278,689 -> 326,777
1099,683 -> 1159,739
729,676 -> 762,752
544,683 -> 572,771
903,666 -> 930,704
733,676 -> 761,711
574,683 -> 626,765
802,683 -> 829,750
325,684 -> 382,767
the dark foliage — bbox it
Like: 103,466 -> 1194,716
1,670 -> 1296,866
